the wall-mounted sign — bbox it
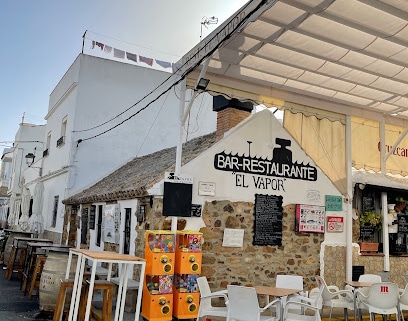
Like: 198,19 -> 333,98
295,204 -> 325,233
325,195 -> 343,211
191,204 -> 202,217
198,181 -> 216,196
222,228 -> 244,247
327,216 -> 344,232
163,172 -> 193,217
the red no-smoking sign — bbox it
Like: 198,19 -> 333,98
327,216 -> 344,232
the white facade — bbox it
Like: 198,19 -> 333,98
40,54 -> 216,242
6,124 -> 45,229
149,109 -> 347,244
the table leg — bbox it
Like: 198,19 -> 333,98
84,260 -> 97,321
67,252 -> 85,321
134,262 -> 145,321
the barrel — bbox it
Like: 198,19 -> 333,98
39,250 -> 77,311
3,230 -> 33,265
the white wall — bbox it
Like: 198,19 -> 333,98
150,109 -> 347,244
42,54 -> 216,240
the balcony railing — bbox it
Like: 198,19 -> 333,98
56,136 -> 65,147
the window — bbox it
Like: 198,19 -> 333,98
44,132 -> 51,157
57,117 -> 67,147
81,207 -> 89,244
52,195 -> 59,227
123,208 -> 131,254
96,205 -> 103,247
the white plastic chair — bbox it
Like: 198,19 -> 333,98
356,282 -> 400,321
275,275 -> 307,315
346,274 -> 383,297
196,276 -> 228,321
226,285 -> 280,321
284,284 -> 324,321
315,276 -> 354,321
399,283 -> 408,321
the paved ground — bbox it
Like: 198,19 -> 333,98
0,264 -> 52,321
1,264 -> 401,321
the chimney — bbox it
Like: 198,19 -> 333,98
213,95 -> 253,140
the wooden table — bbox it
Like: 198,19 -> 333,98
21,241 -> 54,292
66,249 -> 146,321
254,285 -> 300,319
344,281 -> 374,321
5,236 -> 51,280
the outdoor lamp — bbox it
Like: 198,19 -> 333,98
196,78 -> 210,91
25,153 -> 35,167
138,203 -> 146,223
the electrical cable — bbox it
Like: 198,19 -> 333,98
77,0 -> 268,144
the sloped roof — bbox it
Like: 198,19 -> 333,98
63,133 -> 217,205
178,0 -> 408,127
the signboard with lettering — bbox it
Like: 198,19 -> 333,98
163,172 -> 193,217
327,216 -> 344,232
325,195 -> 343,211
398,214 -> 408,233
295,204 -> 325,233
253,194 -> 283,246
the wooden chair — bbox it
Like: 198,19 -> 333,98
53,279 -> 75,321
78,280 -> 115,321
28,255 -> 47,297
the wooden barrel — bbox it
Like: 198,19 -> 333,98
39,250 -> 77,311
3,230 -> 33,265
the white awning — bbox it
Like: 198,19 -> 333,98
177,0 -> 408,127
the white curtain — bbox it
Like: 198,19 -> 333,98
19,187 -> 31,231
28,182 -> 44,234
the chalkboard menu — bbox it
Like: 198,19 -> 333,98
363,196 -> 375,212
253,194 -> 283,246
398,214 -> 408,233
360,226 -> 375,241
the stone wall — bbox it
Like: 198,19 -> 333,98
135,197 -> 324,292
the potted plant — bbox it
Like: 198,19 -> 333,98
359,211 -> 382,252
395,196 -> 407,213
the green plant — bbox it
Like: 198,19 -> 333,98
359,211 -> 382,231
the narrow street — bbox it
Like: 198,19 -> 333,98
0,264 -> 52,320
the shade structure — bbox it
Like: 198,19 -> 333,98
177,0 -> 408,129
19,187 -> 31,231
28,182 -> 44,234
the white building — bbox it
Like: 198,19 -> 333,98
0,148 -> 13,227
6,123 -> 45,229
38,54 -> 215,242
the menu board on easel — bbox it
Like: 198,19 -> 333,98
253,194 -> 283,246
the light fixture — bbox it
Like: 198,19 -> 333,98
196,78 -> 210,91
138,203 -> 146,223
25,153 -> 35,167
358,183 -> 366,190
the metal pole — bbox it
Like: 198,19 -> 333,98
345,115 -> 353,282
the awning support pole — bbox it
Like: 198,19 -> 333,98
380,117 -> 390,271
346,115 -> 352,282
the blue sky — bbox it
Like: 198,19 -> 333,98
0,0 -> 248,145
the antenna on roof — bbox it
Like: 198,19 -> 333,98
200,16 -> 218,41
